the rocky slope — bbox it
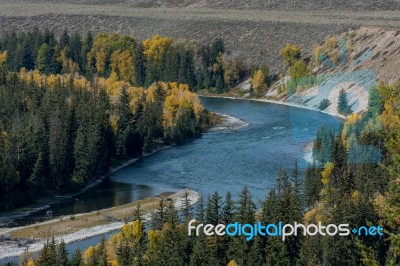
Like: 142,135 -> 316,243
260,27 -> 400,116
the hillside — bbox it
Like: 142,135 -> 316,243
256,27 -> 400,117
1,1 -> 400,70
7,0 -> 400,11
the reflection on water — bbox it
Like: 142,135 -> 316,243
2,181 -> 159,227
0,97 -> 342,228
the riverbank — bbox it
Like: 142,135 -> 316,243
201,94 -> 347,120
0,109 -> 245,228
208,113 -> 249,132
0,189 -> 200,259
0,144 -> 177,228
0,110 -> 246,260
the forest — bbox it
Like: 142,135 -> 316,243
0,29 -> 399,266
12,82 -> 400,266
0,29 -> 221,211
0,29 -> 249,94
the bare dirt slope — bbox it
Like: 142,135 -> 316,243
0,1 -> 399,69
6,0 -> 400,10
263,27 -> 400,116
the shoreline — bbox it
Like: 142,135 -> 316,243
208,113 -> 249,132
201,95 -> 347,120
0,111 -> 245,228
0,189 -> 200,260
0,144 -> 178,228
1,95 -> 330,228
0,112 -> 245,260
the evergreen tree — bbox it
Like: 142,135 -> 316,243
181,190 -> 192,222
237,186 -> 255,224
337,89 -> 350,115
70,249 -> 83,266
134,43 -> 146,86
206,192 -> 223,225
222,192 -> 234,224
56,240 -> 69,266
195,194 -> 205,222
189,236 -> 215,266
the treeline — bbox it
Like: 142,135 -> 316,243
0,64 -> 211,211
0,30 -> 248,93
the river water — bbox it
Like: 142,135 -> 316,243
0,97 -> 342,262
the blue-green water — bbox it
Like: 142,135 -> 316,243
0,97 -> 342,263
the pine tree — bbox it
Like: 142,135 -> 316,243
337,89 -> 350,115
195,194 -> 205,222
96,236 -> 109,266
133,203 -> 142,221
303,164 -> 322,207
206,192 -> 223,225
181,190 -> 192,222
70,249 -> 83,266
264,238 -> 290,266
60,29 -> 70,49
246,237 -> 264,266
56,240 -> 69,266
189,236 -> 215,266
222,192 -> 234,224
151,199 -> 165,230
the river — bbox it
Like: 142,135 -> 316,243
0,97 -> 342,263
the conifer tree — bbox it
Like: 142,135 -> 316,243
338,89 -> 350,114
70,249 -> 83,266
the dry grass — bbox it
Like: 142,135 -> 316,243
9,195 -> 167,239
0,2 -> 400,70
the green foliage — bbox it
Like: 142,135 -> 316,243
280,44 -> 302,66
0,30 -> 248,95
288,60 -> 310,79
337,89 -> 351,115
318,99 -> 330,110
0,61 -> 209,212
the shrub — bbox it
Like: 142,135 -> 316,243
318,99 -> 330,110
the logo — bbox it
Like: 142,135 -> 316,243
188,219 -> 383,241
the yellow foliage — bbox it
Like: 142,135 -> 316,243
341,113 -> 362,145
313,46 -> 324,64
288,60 -> 310,79
73,76 -> 89,89
95,49 -> 107,74
142,35 -> 173,65
321,162 -> 334,185
325,36 -> 338,50
110,114 -> 119,134
251,69 -> 267,94
162,82 -> 204,137
304,208 -> 316,224
120,220 -> 145,241
26,259 -> 36,266
110,50 -> 135,83
0,50 -> 7,67
147,229 -> 162,252
351,190 -> 361,202
129,87 -> 145,111
346,113 -> 362,124
46,74 -> 58,88
279,44 -> 301,65
83,246 -> 95,264
227,260 -> 238,266
33,70 -> 45,87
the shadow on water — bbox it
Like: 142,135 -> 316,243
0,97 -> 342,261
